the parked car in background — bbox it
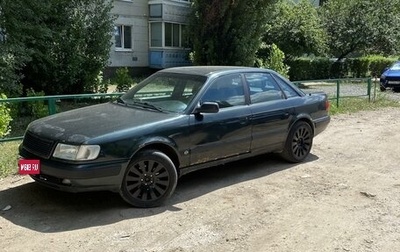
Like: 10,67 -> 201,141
380,61 -> 400,92
19,66 -> 330,208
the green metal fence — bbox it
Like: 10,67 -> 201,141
0,77 -> 375,143
0,93 -> 123,143
293,78 -> 373,108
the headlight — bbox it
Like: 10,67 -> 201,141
53,144 -> 100,161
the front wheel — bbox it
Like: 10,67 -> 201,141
120,150 -> 178,208
280,121 -> 313,163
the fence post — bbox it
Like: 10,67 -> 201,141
336,80 -> 340,108
367,78 -> 371,102
48,98 -> 56,115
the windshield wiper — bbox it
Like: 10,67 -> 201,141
131,101 -> 165,112
116,97 -> 126,105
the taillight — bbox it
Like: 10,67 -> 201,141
325,100 -> 330,111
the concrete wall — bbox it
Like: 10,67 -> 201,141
109,0 -> 149,68
108,0 -> 192,74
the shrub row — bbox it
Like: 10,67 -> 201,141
287,55 -> 399,81
0,94 -> 12,138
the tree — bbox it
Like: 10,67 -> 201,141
189,0 -> 275,66
319,0 -> 400,61
22,0 -> 115,94
367,0 -> 400,55
0,44 -> 24,97
263,0 -> 327,59
1,0 -> 115,95
0,0 -> 46,97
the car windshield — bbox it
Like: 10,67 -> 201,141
120,73 -> 207,113
390,62 -> 400,70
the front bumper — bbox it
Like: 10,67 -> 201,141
20,148 -> 129,193
380,78 -> 400,88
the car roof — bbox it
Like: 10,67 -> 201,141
159,66 -> 272,77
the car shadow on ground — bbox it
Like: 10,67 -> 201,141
0,153 -> 318,233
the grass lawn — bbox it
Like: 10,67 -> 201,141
0,141 -> 21,178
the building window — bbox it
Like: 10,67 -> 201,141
114,25 -> 132,50
150,22 -> 189,48
149,4 -> 162,18
150,23 -> 162,47
165,23 -> 180,47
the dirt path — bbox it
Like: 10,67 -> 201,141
1,108 -> 400,252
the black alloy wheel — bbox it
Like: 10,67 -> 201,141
120,150 -> 178,208
280,121 -> 313,163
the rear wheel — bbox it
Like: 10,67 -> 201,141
120,150 -> 178,208
280,121 -> 313,163
380,84 -> 386,91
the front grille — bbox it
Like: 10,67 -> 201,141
22,132 -> 56,159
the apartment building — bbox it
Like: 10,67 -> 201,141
109,0 -> 192,74
108,0 -> 322,74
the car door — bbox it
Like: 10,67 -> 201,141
188,74 -> 252,165
244,72 -> 294,153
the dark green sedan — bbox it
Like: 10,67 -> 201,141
19,66 -> 330,207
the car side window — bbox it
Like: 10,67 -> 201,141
201,74 -> 245,108
244,73 -> 284,104
273,75 -> 300,98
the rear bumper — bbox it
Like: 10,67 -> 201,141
313,115 -> 330,136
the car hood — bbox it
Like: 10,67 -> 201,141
27,102 -> 184,144
383,68 -> 400,77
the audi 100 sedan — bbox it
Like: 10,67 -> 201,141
19,66 -> 330,207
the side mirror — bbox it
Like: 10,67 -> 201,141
194,102 -> 219,114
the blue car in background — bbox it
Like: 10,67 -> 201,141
380,61 -> 400,92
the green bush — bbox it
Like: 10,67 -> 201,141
25,89 -> 48,118
347,58 -> 370,78
114,67 -> 133,92
287,57 -> 332,81
329,60 -> 348,78
0,94 -> 12,138
367,55 -> 398,77
287,55 -> 400,81
287,58 -> 310,80
256,44 -> 290,78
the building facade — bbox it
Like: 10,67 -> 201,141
109,0 -> 192,74
108,0 -> 322,74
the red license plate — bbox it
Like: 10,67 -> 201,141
18,159 -> 41,175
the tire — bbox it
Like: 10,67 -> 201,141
380,85 -> 386,92
280,121 -> 313,163
120,150 -> 178,208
